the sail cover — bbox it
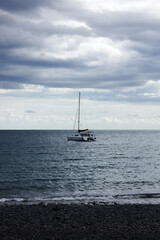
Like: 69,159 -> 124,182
78,129 -> 88,133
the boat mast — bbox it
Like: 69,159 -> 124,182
78,92 -> 80,132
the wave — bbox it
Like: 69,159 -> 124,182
114,193 -> 160,200
1,193 -> 160,206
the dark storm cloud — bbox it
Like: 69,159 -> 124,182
0,0 -> 49,12
0,0 -> 80,15
0,51 -> 89,69
1,0 -> 160,103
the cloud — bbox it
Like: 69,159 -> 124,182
0,0 -> 49,12
25,110 -> 36,114
0,0 -> 160,105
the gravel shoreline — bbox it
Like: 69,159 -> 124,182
1,203 -> 160,239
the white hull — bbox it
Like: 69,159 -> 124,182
67,136 -> 86,141
67,134 -> 96,142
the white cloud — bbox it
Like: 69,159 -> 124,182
79,0 -> 160,13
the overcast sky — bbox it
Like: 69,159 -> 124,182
1,0 -> 160,129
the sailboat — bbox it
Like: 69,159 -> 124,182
67,92 -> 96,141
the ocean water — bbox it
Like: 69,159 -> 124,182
0,130 -> 160,205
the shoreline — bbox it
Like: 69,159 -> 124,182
1,203 -> 160,239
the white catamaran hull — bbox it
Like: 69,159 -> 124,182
67,136 -> 86,141
67,136 -> 95,141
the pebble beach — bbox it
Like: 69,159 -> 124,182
1,203 -> 160,239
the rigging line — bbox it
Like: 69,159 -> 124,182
73,108 -> 78,130
73,100 -> 79,130
79,93 -> 88,130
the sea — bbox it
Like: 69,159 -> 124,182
0,130 -> 160,205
